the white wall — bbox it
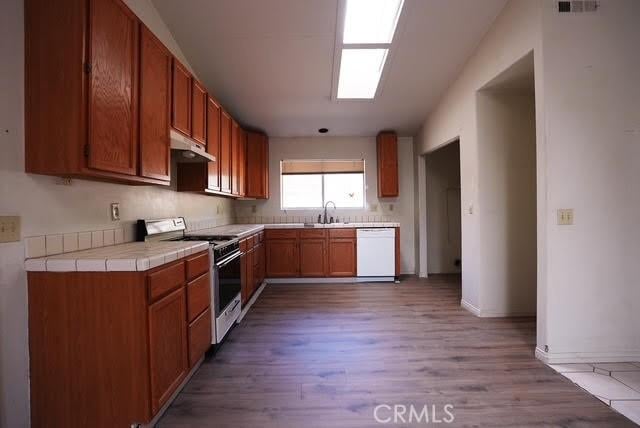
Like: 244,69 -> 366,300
0,1 -> 233,426
477,91 -> 536,316
425,143 -> 461,274
236,136 -> 416,274
416,0 -> 640,362
540,0 -> 640,361
414,0 -> 545,320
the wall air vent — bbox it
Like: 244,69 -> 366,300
558,1 -> 599,13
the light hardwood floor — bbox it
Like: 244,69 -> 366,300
158,275 -> 634,427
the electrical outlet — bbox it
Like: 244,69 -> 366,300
557,209 -> 574,225
0,216 -> 21,242
110,203 -> 120,221
252,205 -> 257,214
388,204 -> 394,212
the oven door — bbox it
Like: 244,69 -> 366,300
213,250 -> 242,316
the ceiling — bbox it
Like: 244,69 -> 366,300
152,0 -> 507,137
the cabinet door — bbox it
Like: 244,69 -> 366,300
377,132 -> 399,197
300,239 -> 326,277
207,97 -> 221,191
87,0 -> 139,176
231,120 -> 240,196
172,59 -> 191,136
148,287 -> 188,414
239,128 -> 247,197
328,239 -> 357,277
191,79 -> 207,145
265,239 -> 299,277
220,110 -> 232,193
139,25 -> 171,181
246,132 -> 269,198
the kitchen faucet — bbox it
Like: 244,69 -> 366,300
322,201 -> 336,224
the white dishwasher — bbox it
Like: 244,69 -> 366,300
357,228 -> 396,280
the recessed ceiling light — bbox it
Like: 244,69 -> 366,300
343,0 -> 404,44
318,128 -> 329,134
337,48 -> 388,99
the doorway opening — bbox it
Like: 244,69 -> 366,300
425,140 -> 461,278
476,51 -> 537,318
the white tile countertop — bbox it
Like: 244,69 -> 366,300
187,222 -> 401,239
24,241 -> 209,272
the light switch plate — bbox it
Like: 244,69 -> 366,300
557,209 -> 574,225
0,216 -> 21,242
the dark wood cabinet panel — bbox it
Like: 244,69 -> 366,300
187,273 -> 210,322
220,110 -> 232,193
172,59 -> 192,136
191,79 -> 207,145
139,25 -> 171,181
299,239 -> 326,277
147,260 -> 185,302
246,132 -> 269,199
328,239 -> 357,277
239,128 -> 247,197
148,287 -> 188,414
266,239 -> 299,277
231,120 -> 241,196
377,132 -> 399,197
207,97 -> 221,191
188,307 -> 211,367
87,0 -> 139,176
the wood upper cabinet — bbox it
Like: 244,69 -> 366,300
172,59 -> 192,136
231,120 -> 241,196
239,128 -> 247,197
299,239 -> 327,277
139,25 -> 171,181
246,132 -> 269,199
266,238 -> 299,277
148,287 -> 188,414
207,97 -> 221,191
191,79 -> 207,145
377,132 -> 399,197
87,0 -> 139,176
328,238 -> 357,277
220,110 -> 232,193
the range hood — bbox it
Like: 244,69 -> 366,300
170,129 -> 215,162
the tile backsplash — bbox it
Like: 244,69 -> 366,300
24,215 -> 233,259
235,215 -> 398,224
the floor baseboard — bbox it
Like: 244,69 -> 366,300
536,347 -> 640,364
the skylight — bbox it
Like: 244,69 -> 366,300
343,0 -> 404,44
337,49 -> 388,99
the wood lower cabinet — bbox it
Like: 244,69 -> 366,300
148,287 -> 188,414
27,251 -> 211,427
299,237 -> 327,277
328,239 -> 357,277
377,131 -> 399,197
265,237 -> 299,277
240,233 -> 266,305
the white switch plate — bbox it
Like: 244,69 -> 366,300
0,216 -> 21,242
557,209 -> 574,225
110,203 -> 120,221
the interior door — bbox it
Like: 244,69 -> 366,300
87,0 -> 139,176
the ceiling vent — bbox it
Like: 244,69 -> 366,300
558,1 -> 599,13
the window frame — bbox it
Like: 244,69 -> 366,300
279,160 -> 366,210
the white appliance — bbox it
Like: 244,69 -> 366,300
357,228 -> 396,280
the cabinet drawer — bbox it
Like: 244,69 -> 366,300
258,231 -> 264,242
249,235 -> 257,248
329,228 -> 356,239
265,229 -> 298,240
188,307 -> 212,367
186,251 -> 209,280
300,229 -> 326,239
187,272 -> 210,322
148,262 -> 185,301
239,238 -> 249,252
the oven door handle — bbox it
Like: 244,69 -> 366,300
216,251 -> 242,268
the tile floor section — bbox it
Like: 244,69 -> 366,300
549,362 -> 640,425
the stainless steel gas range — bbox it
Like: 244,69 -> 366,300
137,217 -> 242,344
